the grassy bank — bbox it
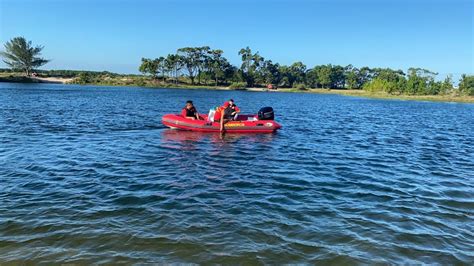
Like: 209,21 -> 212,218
271,88 -> 473,103
1,72 -> 472,103
304,89 -> 474,103
0,73 -> 41,83
0,71 -> 233,89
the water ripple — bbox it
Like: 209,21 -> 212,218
1,83 -> 473,264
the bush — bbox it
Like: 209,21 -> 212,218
293,83 -> 307,90
459,75 -> 474,96
75,72 -> 93,84
363,78 -> 400,94
229,82 -> 247,90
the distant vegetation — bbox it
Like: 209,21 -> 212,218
140,46 -> 473,96
0,37 -> 473,96
458,75 -> 474,96
0,37 -> 49,76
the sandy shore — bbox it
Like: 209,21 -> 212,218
32,77 -> 75,84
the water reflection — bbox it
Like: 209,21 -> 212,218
160,129 -> 277,144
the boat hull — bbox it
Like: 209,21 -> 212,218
162,114 -> 281,133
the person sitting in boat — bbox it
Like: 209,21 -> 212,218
225,99 -> 240,119
181,100 -> 201,120
214,99 -> 240,131
214,99 -> 240,122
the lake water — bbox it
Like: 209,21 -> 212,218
0,83 -> 473,264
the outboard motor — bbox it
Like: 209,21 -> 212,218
258,107 -> 274,120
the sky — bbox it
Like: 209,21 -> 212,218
0,0 -> 472,79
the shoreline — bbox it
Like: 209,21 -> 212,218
32,76 -> 75,84
0,76 -> 472,104
291,89 -> 474,104
0,75 -> 74,84
239,87 -> 474,103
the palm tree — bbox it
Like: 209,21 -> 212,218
1,37 -> 49,76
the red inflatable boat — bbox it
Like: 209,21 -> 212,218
162,111 -> 281,133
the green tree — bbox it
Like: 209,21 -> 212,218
277,65 -> 290,87
459,74 -> 474,96
177,47 -> 200,85
288,62 -> 307,87
315,65 -> 333,89
368,68 -> 406,94
76,72 -> 94,84
345,65 -> 359,89
138,58 -> 159,78
306,67 -> 319,88
261,60 -> 281,86
439,75 -> 454,95
165,54 -> 182,84
331,65 -> 345,88
207,49 -> 234,86
406,68 -> 437,95
238,47 -> 265,87
306,65 -> 345,89
252,53 -> 265,85
372,68 -> 405,82
363,77 -> 400,93
156,56 -> 166,81
196,46 -> 210,84
239,46 -> 253,85
358,67 -> 374,88
0,37 -> 49,76
277,62 -> 306,88
344,65 -> 373,89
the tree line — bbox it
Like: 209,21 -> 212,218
0,37 -> 472,96
139,46 -> 236,86
139,46 -> 473,96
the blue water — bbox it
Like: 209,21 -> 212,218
1,83 -> 473,264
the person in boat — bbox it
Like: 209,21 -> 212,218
181,100 -> 201,120
214,99 -> 240,131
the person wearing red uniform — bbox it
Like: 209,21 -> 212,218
181,100 -> 201,120
214,99 -> 240,132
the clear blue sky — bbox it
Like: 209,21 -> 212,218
0,0 -> 472,79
